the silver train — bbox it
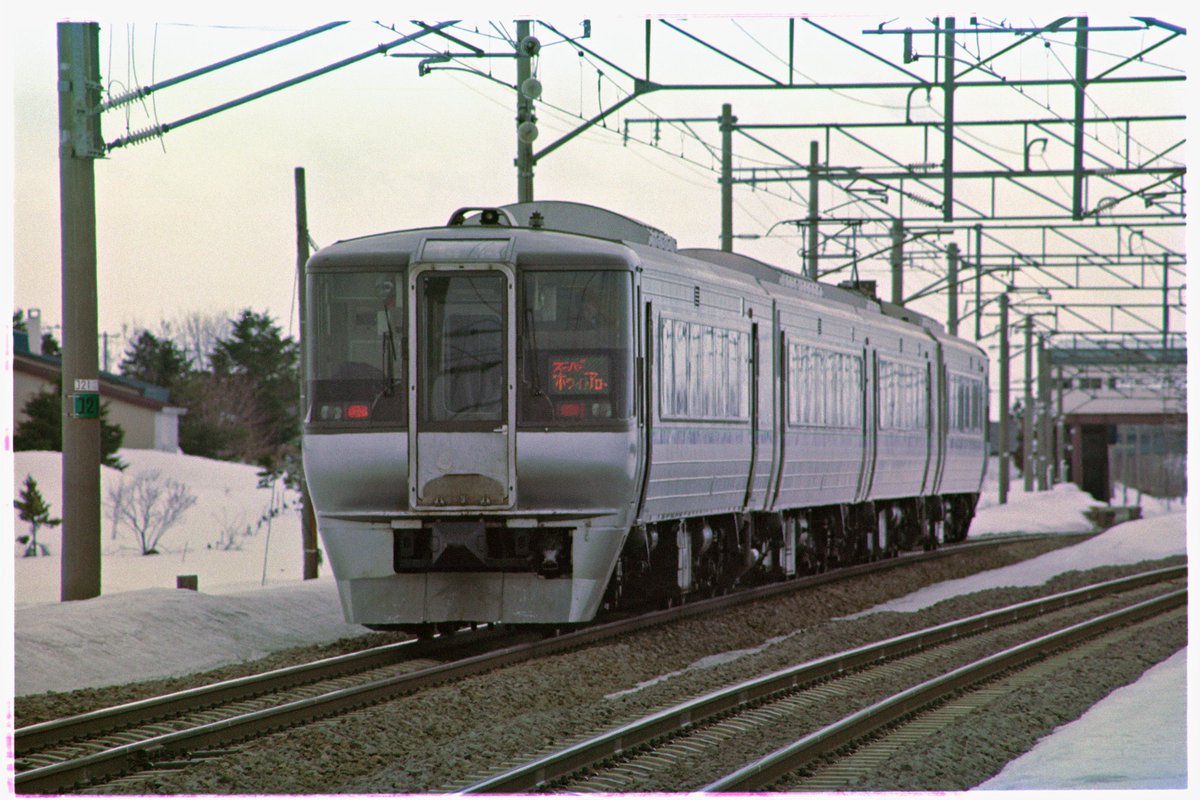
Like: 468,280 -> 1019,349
302,201 -> 988,629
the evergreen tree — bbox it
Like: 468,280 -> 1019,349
14,381 -> 127,470
14,474 -> 61,557
208,309 -> 300,470
120,330 -> 190,389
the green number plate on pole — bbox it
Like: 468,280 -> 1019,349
72,392 -> 100,419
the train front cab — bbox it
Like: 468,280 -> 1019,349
304,231 -> 642,627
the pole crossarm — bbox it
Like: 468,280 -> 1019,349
660,20 -> 785,85
106,20 -> 458,150
805,18 -> 929,84
101,22 -> 350,111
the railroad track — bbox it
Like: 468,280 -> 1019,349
456,565 -> 1186,793
13,532 -> 1087,794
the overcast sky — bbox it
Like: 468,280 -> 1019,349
3,4 -> 1190,377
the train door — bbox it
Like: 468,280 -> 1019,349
408,263 -> 516,510
930,345 -> 948,495
855,348 -> 879,502
741,320 -> 760,509
919,359 -> 936,496
634,297 -> 654,517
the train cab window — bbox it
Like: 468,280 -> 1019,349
518,271 -> 633,425
308,271 -> 406,426
418,273 -> 506,425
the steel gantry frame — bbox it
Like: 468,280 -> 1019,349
405,15 -> 1185,507
445,15 -> 1184,345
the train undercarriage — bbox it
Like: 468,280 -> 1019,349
604,493 -> 979,610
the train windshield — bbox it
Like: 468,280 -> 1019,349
417,272 -> 506,425
307,272 -> 406,426
519,271 -> 633,424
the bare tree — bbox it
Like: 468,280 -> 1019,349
182,371 -> 278,463
173,309 -> 233,371
107,470 -> 198,555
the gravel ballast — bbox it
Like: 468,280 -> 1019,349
23,540 -> 1183,794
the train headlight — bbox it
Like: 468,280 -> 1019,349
317,403 -> 371,422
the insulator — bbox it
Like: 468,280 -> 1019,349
108,125 -> 165,150
101,86 -> 151,112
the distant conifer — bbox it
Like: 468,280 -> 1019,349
14,474 -> 61,557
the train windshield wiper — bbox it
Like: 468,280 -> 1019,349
524,308 -> 555,416
524,308 -> 544,397
371,304 -> 402,409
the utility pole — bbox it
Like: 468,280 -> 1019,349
295,167 -> 319,580
806,141 -> 819,280
1023,316 -> 1035,493
1072,16 -> 1088,220
998,293 -> 1010,504
58,21 -> 104,601
1037,334 -> 1051,490
1162,254 -> 1170,349
890,219 -> 904,305
942,16 -> 956,222
1055,364 -> 1065,483
720,103 -> 735,252
946,242 -> 959,337
515,20 -> 536,203
973,224 -> 983,340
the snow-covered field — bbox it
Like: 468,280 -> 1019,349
5,449 -> 1190,791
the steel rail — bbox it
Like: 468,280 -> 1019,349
704,586 -> 1186,792
14,625 -> 508,756
14,532 -> 1087,793
457,565 -> 1184,793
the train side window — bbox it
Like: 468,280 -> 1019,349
659,316 -> 750,422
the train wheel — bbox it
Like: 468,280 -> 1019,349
937,498 -> 951,543
877,507 -> 896,559
412,623 -> 438,641
918,502 -> 938,551
795,512 -> 825,574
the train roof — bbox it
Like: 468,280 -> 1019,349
493,201 -> 677,251
311,200 -> 981,355
680,247 -> 946,336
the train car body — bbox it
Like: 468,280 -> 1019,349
302,202 -> 988,629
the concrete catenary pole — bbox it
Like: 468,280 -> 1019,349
1037,334 -> 1052,490
720,103 -> 735,252
58,21 -> 103,601
946,242 -> 959,337
890,219 -> 904,305
998,293 -> 1010,504
973,224 -> 983,340
1055,364 -> 1066,483
806,141 -> 820,280
515,20 -> 535,203
1162,254 -> 1171,349
1023,316 -> 1035,492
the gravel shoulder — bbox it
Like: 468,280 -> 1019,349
63,539 -> 1183,795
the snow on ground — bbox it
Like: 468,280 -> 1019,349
4,449 -> 1192,790
9,449 -> 364,696
975,648 -> 1188,791
855,510 -> 1187,616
